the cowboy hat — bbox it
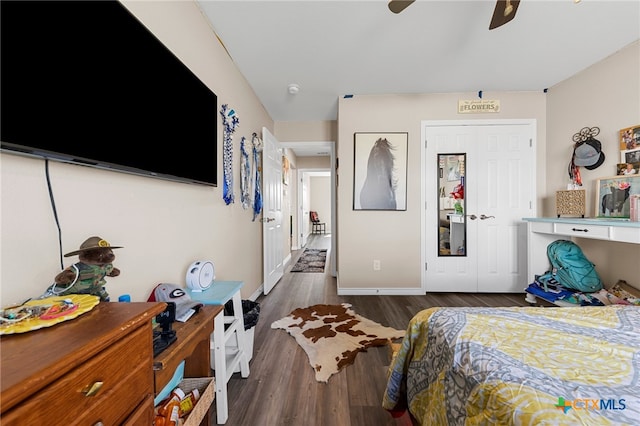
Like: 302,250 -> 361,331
64,236 -> 123,257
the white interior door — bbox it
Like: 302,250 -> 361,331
423,120 -> 536,293
262,127 -> 284,295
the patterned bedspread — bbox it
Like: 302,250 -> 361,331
383,305 -> 640,425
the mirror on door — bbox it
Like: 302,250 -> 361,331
438,154 -> 466,256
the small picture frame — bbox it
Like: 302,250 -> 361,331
594,175 -> 640,218
619,125 -> 640,150
621,147 -> 640,164
282,155 -> 290,186
617,162 -> 640,176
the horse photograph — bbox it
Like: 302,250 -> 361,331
353,132 -> 407,211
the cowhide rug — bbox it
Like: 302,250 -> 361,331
271,303 -> 405,383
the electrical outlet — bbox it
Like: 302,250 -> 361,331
373,260 -> 381,271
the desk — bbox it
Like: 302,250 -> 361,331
523,217 -> 640,305
187,281 -> 250,424
153,304 -> 222,426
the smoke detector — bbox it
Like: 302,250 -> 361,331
287,83 -> 300,95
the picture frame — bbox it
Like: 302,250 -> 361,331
617,162 -> 640,176
282,155 -> 290,186
353,132 -> 408,211
621,147 -> 640,164
619,125 -> 640,150
594,175 -> 640,218
445,155 -> 461,181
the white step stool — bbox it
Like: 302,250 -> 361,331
186,281 -> 249,424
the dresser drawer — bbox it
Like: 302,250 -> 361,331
554,222 -> 610,239
2,325 -> 152,425
123,393 -> 155,426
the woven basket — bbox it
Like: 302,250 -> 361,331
178,377 -> 215,426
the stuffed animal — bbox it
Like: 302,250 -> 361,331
51,236 -> 122,302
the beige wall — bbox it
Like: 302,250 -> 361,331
546,40 -> 640,289
310,176 -> 331,234
335,41 -> 639,292
1,0 -> 273,305
337,92 -> 547,290
274,121 -> 337,143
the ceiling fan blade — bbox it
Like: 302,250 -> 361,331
388,0 -> 415,14
489,0 -> 521,30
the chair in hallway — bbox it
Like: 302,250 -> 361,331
310,211 -> 326,234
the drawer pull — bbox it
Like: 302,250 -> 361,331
571,228 -> 589,233
82,381 -> 104,397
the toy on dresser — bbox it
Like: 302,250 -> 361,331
44,236 -> 122,302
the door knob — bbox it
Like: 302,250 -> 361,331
466,214 -> 477,220
261,217 -> 275,223
480,214 -> 495,220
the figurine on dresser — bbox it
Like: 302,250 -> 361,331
43,236 -> 122,302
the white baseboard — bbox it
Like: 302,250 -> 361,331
336,287 -> 426,296
336,276 -> 425,295
250,285 -> 263,302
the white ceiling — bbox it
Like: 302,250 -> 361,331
197,0 -> 640,150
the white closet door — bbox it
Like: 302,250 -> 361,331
423,120 -> 536,293
475,125 -> 535,292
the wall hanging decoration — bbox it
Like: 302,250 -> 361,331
240,136 -> 251,210
568,126 -> 603,188
617,162 -> 640,176
282,155 -> 290,186
621,147 -> 640,165
251,132 -> 263,221
619,125 -> 640,151
595,175 -> 639,219
220,104 -> 239,205
353,132 -> 408,211
572,127 -> 604,170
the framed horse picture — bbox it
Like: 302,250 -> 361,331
594,175 -> 639,218
353,132 -> 408,211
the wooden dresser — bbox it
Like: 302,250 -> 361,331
0,301 -> 165,425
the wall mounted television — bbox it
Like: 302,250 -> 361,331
1,0 -> 218,186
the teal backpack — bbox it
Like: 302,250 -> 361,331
538,240 -> 603,293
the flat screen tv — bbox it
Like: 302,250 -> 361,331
1,0 -> 218,186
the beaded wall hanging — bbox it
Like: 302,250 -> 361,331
220,104 -> 239,205
251,132 -> 263,221
240,136 -> 251,210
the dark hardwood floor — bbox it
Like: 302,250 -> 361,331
221,234 -> 531,425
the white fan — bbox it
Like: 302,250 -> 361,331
186,260 -> 215,291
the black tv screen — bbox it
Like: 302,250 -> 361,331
1,0 -> 218,186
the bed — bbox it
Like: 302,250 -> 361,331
383,305 -> 640,425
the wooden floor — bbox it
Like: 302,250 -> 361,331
220,234 -> 531,426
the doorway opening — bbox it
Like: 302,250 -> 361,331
281,141 -> 336,278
